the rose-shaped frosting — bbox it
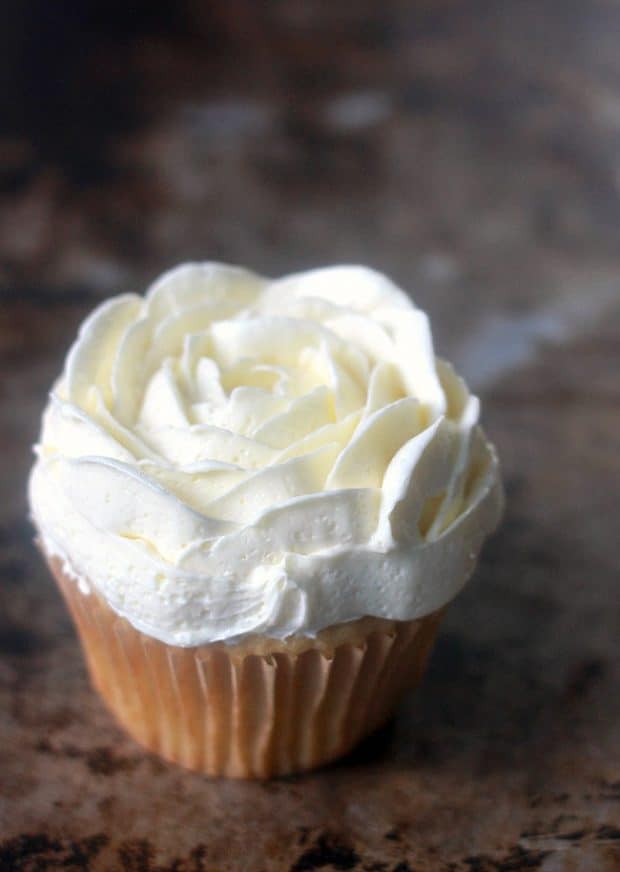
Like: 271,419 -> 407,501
29,264 -> 503,645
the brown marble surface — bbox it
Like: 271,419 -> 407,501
1,2 -> 619,870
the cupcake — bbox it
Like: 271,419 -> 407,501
29,264 -> 503,778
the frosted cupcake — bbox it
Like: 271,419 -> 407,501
29,264 -> 503,777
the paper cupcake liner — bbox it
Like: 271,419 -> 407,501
49,557 -> 443,778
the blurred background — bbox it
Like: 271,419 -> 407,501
1,2 -> 619,870
2,1 -> 620,330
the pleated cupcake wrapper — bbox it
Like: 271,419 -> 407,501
50,559 -> 443,778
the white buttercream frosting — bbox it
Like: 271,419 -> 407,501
29,263 -> 503,645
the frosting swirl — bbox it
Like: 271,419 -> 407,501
29,264 -> 503,645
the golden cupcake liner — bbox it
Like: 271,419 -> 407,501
49,556 -> 443,778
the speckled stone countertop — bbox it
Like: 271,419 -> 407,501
0,2 -> 619,870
